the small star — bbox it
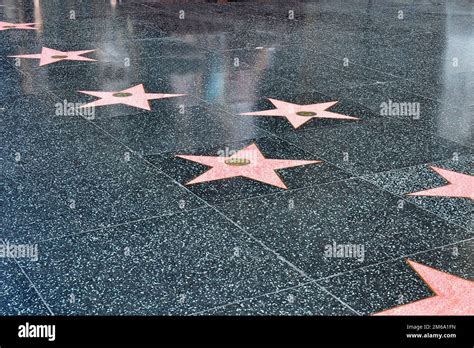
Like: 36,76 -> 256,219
0,21 -> 37,31
176,143 -> 321,189
373,260 -> 474,315
78,84 -> 185,111
240,98 -> 359,128
407,166 -> 474,200
9,47 -> 96,66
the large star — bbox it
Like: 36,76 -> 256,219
78,84 -> 185,111
176,143 -> 320,189
240,98 -> 359,128
9,47 -> 96,66
407,166 -> 474,200
373,260 -> 474,315
0,21 -> 38,31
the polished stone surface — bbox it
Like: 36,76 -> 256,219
2,0 -> 473,316
203,282 -> 355,315
15,208 -> 306,315
4,158 -> 206,243
216,179 -> 471,279
282,118 -> 471,175
0,259 -> 51,315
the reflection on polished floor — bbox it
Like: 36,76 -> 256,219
1,0 -> 473,316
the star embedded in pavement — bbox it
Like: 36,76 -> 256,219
78,84 -> 186,111
0,21 -> 38,31
9,47 -> 96,66
407,166 -> 474,200
176,143 -> 320,189
240,98 -> 359,128
373,260 -> 474,315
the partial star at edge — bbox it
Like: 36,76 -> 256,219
0,21 -> 38,31
9,47 -> 96,66
407,166 -> 474,200
373,259 -> 474,315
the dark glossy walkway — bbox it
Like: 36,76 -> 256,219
1,0 -> 473,316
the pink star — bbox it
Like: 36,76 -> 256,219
9,47 -> 96,66
78,84 -> 186,111
373,260 -> 474,315
0,21 -> 38,31
240,98 -> 359,128
176,143 -> 320,189
407,166 -> 474,200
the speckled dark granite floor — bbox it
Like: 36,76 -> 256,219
1,0 -> 473,316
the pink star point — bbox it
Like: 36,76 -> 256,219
407,166 -> 474,200
176,143 -> 320,189
9,47 -> 96,66
240,98 -> 359,128
373,259 -> 474,316
78,84 -> 185,110
0,21 -> 38,31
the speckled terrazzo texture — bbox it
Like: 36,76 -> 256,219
2,0 -> 473,315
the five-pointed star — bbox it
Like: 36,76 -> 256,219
78,84 -> 185,111
240,98 -> 359,128
9,47 -> 96,66
407,166 -> 474,200
373,260 -> 474,315
0,21 -> 38,31
176,143 -> 320,189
